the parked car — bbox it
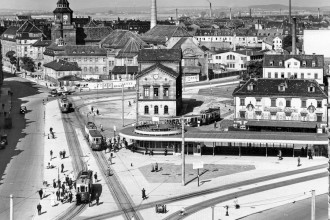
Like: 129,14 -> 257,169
0,134 -> 8,149
20,105 -> 27,114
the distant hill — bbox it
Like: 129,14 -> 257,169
249,4 -> 330,11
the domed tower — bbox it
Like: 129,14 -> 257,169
51,0 -> 76,45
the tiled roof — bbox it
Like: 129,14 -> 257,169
111,66 -> 138,74
83,26 -> 113,42
232,78 -> 327,98
32,39 -> 52,47
115,38 -> 144,58
53,7 -> 73,13
44,59 -> 81,71
0,26 -> 19,41
137,49 -> 182,62
141,25 -> 192,44
100,29 -> 146,49
257,29 -> 283,37
263,54 -> 324,68
44,44 -> 107,57
171,37 -> 189,49
16,20 -> 44,39
136,63 -> 179,79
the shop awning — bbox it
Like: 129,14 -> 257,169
246,120 -> 318,129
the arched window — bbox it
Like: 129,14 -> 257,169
154,106 -> 159,115
164,105 -> 169,114
144,106 -> 149,114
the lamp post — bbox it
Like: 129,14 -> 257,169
181,115 -> 185,186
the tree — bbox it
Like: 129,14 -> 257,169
282,35 -> 299,50
245,60 -> 263,80
20,56 -> 35,72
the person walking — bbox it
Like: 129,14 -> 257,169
63,150 -> 66,159
142,188 -> 146,200
56,190 -> 60,201
95,192 -> 99,205
50,150 -> 53,160
164,149 -> 167,156
61,163 -> 64,173
94,172 -> 98,183
37,203 -> 42,215
53,179 -> 56,188
51,192 -> 56,207
308,149 -> 313,159
59,151 -> 62,159
91,106 -> 94,112
69,191 -> 73,203
66,175 -> 69,185
96,109 -> 99,115
278,149 -> 283,160
38,188 -> 43,200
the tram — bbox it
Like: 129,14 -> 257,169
59,97 -> 72,113
200,108 -> 221,125
76,170 -> 93,205
84,122 -> 97,137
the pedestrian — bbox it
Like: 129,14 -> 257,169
142,188 -> 146,200
95,192 -> 99,205
63,150 -> 66,159
164,149 -> 167,156
61,163 -> 64,173
96,109 -> 99,115
59,151 -> 62,159
308,149 -> 313,159
50,127 -> 53,133
150,150 -> 154,156
50,150 -> 53,160
53,179 -> 56,188
234,197 -> 240,209
38,188 -> 43,200
37,203 -> 42,215
214,121 -> 217,128
94,172 -> 98,183
51,192 -> 56,207
56,190 -> 60,201
300,147 -> 305,157
278,149 -> 283,160
73,181 -> 76,190
180,207 -> 185,216
66,175 -> 69,185
100,124 -> 103,131
155,162 -> 158,171
89,194 -> 92,207
91,106 -> 94,112
297,156 -> 301,166
69,191 -> 73,203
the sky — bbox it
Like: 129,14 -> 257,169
0,0 -> 328,11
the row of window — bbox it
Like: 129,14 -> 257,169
267,72 -> 319,79
269,60 -> 316,67
240,98 -> 322,108
144,87 -> 169,98
144,105 -> 169,115
239,112 -> 323,122
67,57 -> 106,62
83,67 -> 107,73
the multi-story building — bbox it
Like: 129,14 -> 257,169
31,39 -> 52,68
263,54 -> 324,85
211,51 -> 249,71
1,26 -> 19,70
136,49 -> 182,119
43,59 -> 82,84
262,36 -> 283,51
232,78 -> 327,132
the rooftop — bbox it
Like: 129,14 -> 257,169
43,59 -> 81,72
263,54 -> 324,68
137,49 -> 182,62
136,63 -> 180,79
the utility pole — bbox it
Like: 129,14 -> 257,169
181,115 -> 185,186
122,82 -> 124,127
211,206 -> 215,220
136,80 -> 139,126
311,190 -> 315,220
10,194 -> 13,220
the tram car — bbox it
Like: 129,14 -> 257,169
59,97 -> 72,113
76,170 -> 93,205
200,108 -> 221,125
165,115 -> 200,127
87,130 -> 105,151
84,122 -> 97,137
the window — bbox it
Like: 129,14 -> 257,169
144,87 -> 150,97
84,67 -> 87,72
164,105 -> 169,114
163,87 -> 169,97
247,84 -> 254,91
256,98 -> 261,104
301,73 -> 304,79
95,67 -> 98,72
286,100 -> 291,107
89,67 -> 93,72
95,58 -> 98,62
279,85 -> 285,91
301,100 -> 306,108
308,86 -> 315,92
314,73 -> 318,79
154,106 -> 159,114
281,73 -> 284,78
312,61 -> 316,67
294,62 -> 297,66
144,106 -> 149,114
317,101 -> 322,108
302,61 -> 306,67
154,87 -> 159,97
103,67 -> 106,72
271,99 -> 276,107
269,61 -> 273,66
294,73 -> 297,78
268,72 -> 271,78
279,61 -> 283,66
275,72 -> 278,78
239,111 -> 245,118
240,98 -> 245,106
317,114 -> 322,122
84,58 -> 87,62
288,72 -> 291,78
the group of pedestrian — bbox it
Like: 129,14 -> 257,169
59,150 -> 66,159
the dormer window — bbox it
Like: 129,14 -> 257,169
308,85 -> 315,92
91,51 -> 95,54
312,61 -> 316,67
269,61 -> 273,66
247,83 -> 255,91
278,84 -> 285,92
73,51 -> 76,54
302,61 -> 306,67
279,61 -> 283,66
82,51 -> 85,53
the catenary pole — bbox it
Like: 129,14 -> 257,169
182,115 -> 185,186
311,190 -> 315,220
10,194 -> 13,220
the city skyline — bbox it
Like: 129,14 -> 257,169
0,0 -> 328,11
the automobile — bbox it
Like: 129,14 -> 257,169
0,134 -> 8,149
20,105 -> 27,114
50,89 -> 58,97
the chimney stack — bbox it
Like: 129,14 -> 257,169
250,8 -> 252,17
209,2 -> 212,18
176,8 -> 178,21
289,0 -> 291,23
229,8 -> 232,20
318,8 -> 320,19
292,17 -> 296,55
150,0 -> 157,29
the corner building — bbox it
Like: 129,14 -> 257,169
136,49 -> 182,119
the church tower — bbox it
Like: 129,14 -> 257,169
51,0 -> 76,45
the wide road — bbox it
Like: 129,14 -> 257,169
0,73 -> 49,219
239,194 -> 327,220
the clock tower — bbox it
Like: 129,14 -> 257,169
51,0 -> 76,45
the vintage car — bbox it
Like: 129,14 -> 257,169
20,105 -> 27,114
0,134 -> 8,149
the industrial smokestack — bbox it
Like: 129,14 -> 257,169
150,0 -> 157,29
209,2 -> 212,18
250,8 -> 252,17
289,0 -> 291,23
292,17 -> 296,55
176,8 -> 178,21
318,8 -> 320,19
230,8 -> 232,20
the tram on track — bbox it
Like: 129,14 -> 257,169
76,170 -> 93,205
59,97 -> 73,113
84,122 -> 105,150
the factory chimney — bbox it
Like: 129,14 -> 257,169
292,17 -> 296,55
150,0 -> 157,29
318,8 -> 320,19
289,0 -> 291,23
176,8 -> 178,21
209,2 -> 212,18
250,8 -> 252,17
229,8 -> 232,20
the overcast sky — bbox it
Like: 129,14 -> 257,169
0,0 -> 328,10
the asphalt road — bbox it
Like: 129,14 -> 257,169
239,194 -> 327,220
0,73 -> 50,219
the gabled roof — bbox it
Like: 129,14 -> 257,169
32,39 -> 52,47
100,29 -> 146,49
233,78 -> 327,98
83,25 -> 113,42
141,25 -> 192,45
1,26 -> 19,41
137,49 -> 182,62
16,20 -> 44,39
136,63 -> 179,79
115,38 -> 143,58
44,59 -> 81,72
171,37 -> 189,49
263,54 -> 324,68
